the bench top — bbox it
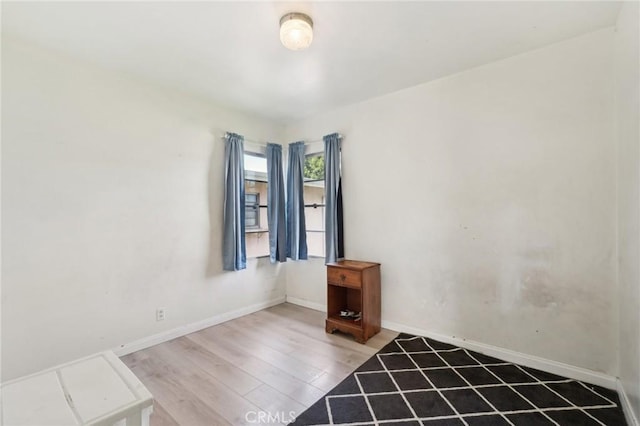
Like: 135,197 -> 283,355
2,351 -> 152,426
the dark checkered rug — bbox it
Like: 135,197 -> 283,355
290,333 -> 626,425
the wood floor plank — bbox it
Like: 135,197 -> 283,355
185,331 -> 317,405
234,313 -> 372,378
137,344 -> 261,425
232,310 -> 375,364
366,328 -> 400,349
288,346 -> 367,378
285,381 -> 328,408
309,371 -> 345,392
165,337 -> 262,395
214,323 -> 326,383
224,317 -> 302,355
178,372 -> 262,425
249,309 -> 373,355
253,307 -> 380,356
231,318 -> 371,387
120,303 -> 396,426
120,350 -> 151,376
126,355 -> 232,426
147,402 -> 180,426
244,384 -> 306,425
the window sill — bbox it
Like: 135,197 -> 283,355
246,255 -> 325,260
246,229 -> 268,234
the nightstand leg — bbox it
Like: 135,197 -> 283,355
326,324 -> 337,334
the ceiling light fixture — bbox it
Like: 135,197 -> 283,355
280,12 -> 313,51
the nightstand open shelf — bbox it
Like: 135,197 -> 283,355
325,260 -> 381,343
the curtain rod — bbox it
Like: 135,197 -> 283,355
222,133 -> 268,145
223,132 -> 343,145
305,134 -> 344,144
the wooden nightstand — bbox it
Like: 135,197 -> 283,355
325,260 -> 381,343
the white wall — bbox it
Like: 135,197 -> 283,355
615,1 -> 640,422
285,29 -> 617,376
1,37 -> 286,381
1,21 -> 627,390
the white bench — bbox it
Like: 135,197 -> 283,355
2,351 -> 153,426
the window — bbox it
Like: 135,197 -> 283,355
244,153 -> 269,258
245,193 -> 260,229
303,152 -> 325,258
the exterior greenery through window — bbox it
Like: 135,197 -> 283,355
304,153 -> 326,258
304,154 -> 324,181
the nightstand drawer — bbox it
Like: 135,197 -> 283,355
327,267 -> 361,288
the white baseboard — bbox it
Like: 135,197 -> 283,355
283,298 -> 617,390
113,296 -> 286,356
382,319 -> 617,390
285,296 -> 326,312
617,379 -> 640,426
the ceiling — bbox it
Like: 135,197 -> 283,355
2,1 -> 622,123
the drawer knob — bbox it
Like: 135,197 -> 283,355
340,274 -> 346,281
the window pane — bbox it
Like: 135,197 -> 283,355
304,179 -> 325,257
245,211 -> 258,229
245,154 -> 267,182
245,179 -> 269,258
245,192 -> 259,229
306,229 -> 325,258
304,154 -> 324,181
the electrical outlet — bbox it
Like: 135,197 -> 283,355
156,308 -> 165,321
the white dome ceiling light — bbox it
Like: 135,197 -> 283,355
279,12 -> 313,51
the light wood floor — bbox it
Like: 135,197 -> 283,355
121,303 -> 398,426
